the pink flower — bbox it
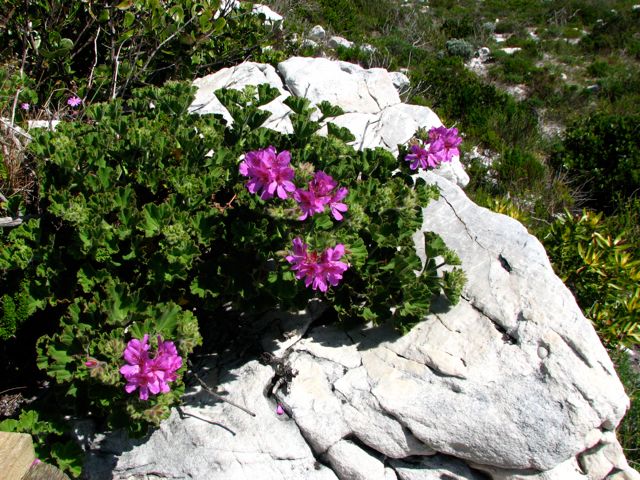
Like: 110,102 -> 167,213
286,237 -> 349,292
119,334 -> 183,400
429,126 -> 462,162
20,103 -> 30,111
276,404 -> 285,415
84,357 -> 99,368
404,126 -> 462,170
293,171 -> 348,221
67,96 -> 82,107
239,146 -> 296,200
328,187 -> 348,221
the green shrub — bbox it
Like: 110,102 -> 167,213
446,38 -> 474,60
552,113 -> 640,211
0,0 -> 272,103
441,16 -> 477,39
493,147 -> 547,190
543,209 -> 640,347
581,9 -> 640,54
0,82 -> 465,473
411,57 -> 539,152
0,410 -> 83,477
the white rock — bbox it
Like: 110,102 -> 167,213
477,47 -> 491,60
309,25 -> 326,41
500,47 -> 522,55
473,456 -> 588,479
188,62 -> 293,133
27,119 -> 60,130
278,57 -> 400,114
253,4 -> 283,24
328,36 -> 354,49
466,57 -> 489,77
392,455 -> 486,479
276,172 -> 629,473
188,59 -> 468,188
505,84 -> 528,101
327,104 -> 469,187
390,71 -> 411,92
302,39 -> 320,49
578,431 -> 639,480
361,43 -> 377,54
326,440 -> 386,480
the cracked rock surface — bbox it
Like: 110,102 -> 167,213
81,57 -> 637,480
186,57 -> 469,187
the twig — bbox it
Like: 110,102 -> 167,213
187,360 -> 256,417
111,39 -> 128,100
87,26 -> 101,92
0,386 -> 26,396
9,87 -> 21,128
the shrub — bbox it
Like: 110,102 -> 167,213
543,209 -> 640,347
581,9 -> 640,54
0,82 -> 465,471
552,113 -> 640,211
446,38 -> 474,60
0,0 -> 272,103
493,147 -> 547,190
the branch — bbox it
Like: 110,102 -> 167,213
118,15 -> 197,96
87,26 -> 101,92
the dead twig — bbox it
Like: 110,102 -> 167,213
187,360 -> 256,417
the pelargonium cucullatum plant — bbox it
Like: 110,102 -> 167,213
2,83 -> 465,450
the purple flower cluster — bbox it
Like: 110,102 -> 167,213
239,146 -> 348,221
239,146 -> 296,200
293,171 -> 348,221
286,237 -> 349,292
404,126 -> 462,170
240,146 -> 351,292
119,334 -> 182,400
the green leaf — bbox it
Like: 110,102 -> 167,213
327,123 -> 356,143
283,96 -> 312,114
123,11 -> 135,28
155,304 -> 181,336
116,0 -> 134,9
50,441 -> 83,477
0,419 -> 19,432
212,17 -> 226,34
317,101 -> 345,119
